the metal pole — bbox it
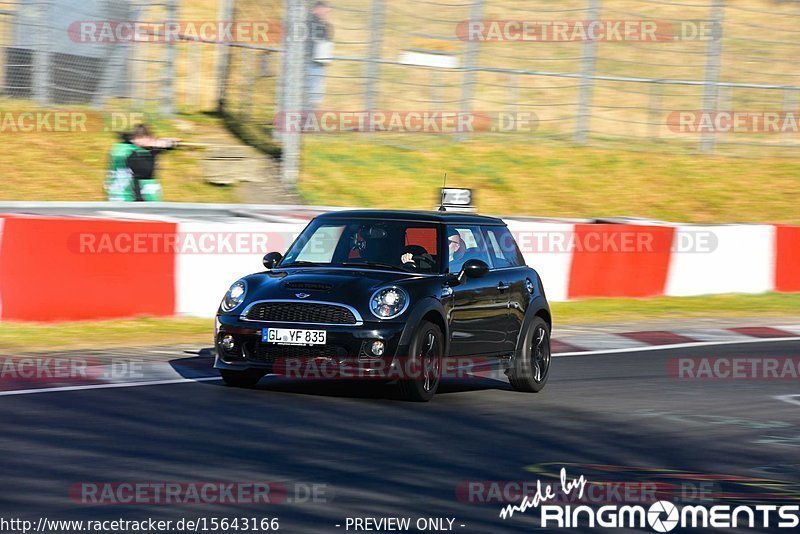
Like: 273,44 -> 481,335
364,0 -> 385,112
32,0 -> 51,104
280,0 -> 308,187
216,0 -> 235,111
459,0 -> 484,117
574,0 -> 600,144
700,0 -> 725,153
162,0 -> 178,116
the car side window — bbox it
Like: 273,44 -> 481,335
483,226 -> 525,268
447,225 -> 494,273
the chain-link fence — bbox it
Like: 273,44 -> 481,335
3,0 -> 800,173
219,0 -> 800,162
0,0 -> 173,109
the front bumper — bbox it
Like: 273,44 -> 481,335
214,314 -> 409,379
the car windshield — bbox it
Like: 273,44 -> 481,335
281,219 -> 442,274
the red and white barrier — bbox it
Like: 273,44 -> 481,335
0,213 -> 797,322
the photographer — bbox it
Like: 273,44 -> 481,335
105,124 -> 179,202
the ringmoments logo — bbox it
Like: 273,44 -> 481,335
498,467 -> 800,530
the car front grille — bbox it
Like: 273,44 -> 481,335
243,302 -> 358,325
244,342 -> 350,364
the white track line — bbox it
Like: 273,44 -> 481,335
1,337 -> 799,397
554,336 -> 800,357
0,377 -> 220,397
774,395 -> 800,407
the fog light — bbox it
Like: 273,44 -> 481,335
370,341 -> 386,357
221,335 -> 235,352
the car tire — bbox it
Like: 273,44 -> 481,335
508,317 -> 551,393
220,369 -> 265,388
397,321 -> 443,402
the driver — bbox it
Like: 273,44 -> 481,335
447,228 -> 467,263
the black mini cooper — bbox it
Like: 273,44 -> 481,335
215,210 -> 551,401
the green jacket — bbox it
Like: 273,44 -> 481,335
105,142 -> 163,202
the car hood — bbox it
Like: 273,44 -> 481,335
238,267 -> 432,312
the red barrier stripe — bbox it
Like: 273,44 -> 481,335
620,331 -> 697,346
567,224 -> 675,299
729,327 -> 798,339
776,225 -> 800,293
0,216 -> 176,321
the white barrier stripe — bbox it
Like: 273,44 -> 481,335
665,225 -> 776,297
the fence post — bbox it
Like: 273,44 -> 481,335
459,0 -> 484,119
700,0 -> 725,153
216,0 -> 235,111
32,0 -> 51,105
161,0 -> 178,116
574,0 -> 600,144
280,0 -> 308,187
364,0 -> 385,112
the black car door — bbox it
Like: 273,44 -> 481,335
483,225 -> 530,352
447,225 -> 509,357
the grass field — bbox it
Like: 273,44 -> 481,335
2,293 -> 799,352
300,134 -> 800,224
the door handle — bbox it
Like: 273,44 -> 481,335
497,282 -> 510,291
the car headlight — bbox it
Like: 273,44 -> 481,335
370,287 -> 409,320
221,280 -> 248,313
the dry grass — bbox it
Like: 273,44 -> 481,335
301,134 -> 800,224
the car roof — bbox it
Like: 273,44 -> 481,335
315,210 -> 506,226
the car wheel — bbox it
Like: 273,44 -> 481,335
508,317 -> 551,393
220,369 -> 265,388
397,321 -> 443,402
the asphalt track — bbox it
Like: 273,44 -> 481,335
2,340 -> 800,533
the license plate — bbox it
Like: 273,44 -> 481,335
263,328 -> 327,346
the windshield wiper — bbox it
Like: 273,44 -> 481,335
341,262 -> 407,272
280,261 -> 322,268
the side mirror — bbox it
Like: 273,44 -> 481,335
459,259 -> 490,282
263,252 -> 283,270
